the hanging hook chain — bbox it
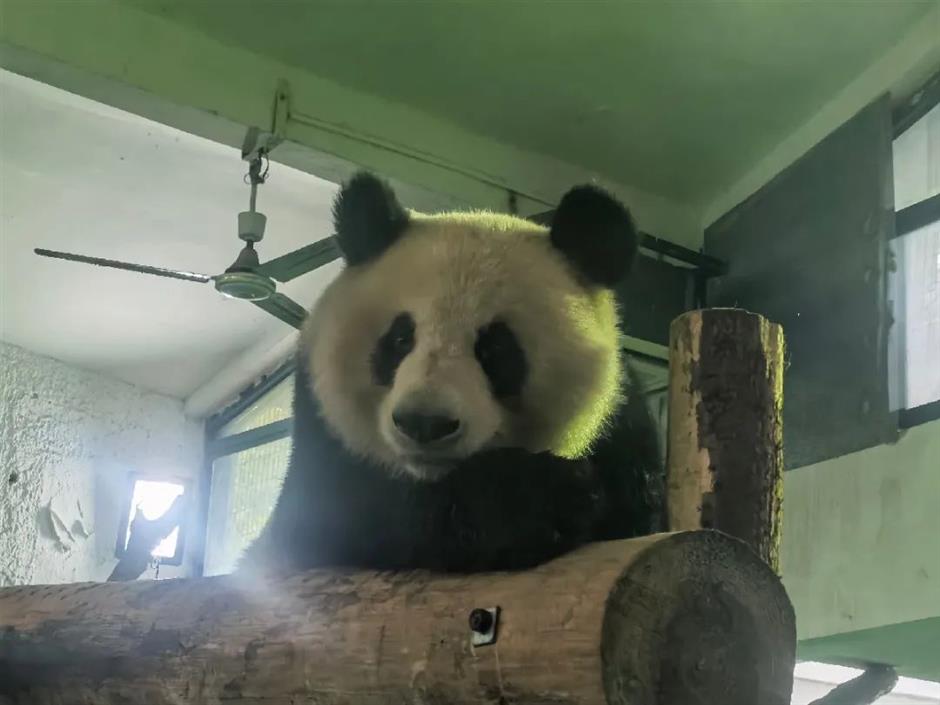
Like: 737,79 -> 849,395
244,151 -> 270,214
246,151 -> 269,186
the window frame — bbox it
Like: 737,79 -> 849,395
192,359 -> 296,576
114,471 -> 191,568
892,69 -> 940,139
892,70 -> 940,429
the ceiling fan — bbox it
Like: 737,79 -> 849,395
34,151 -> 340,330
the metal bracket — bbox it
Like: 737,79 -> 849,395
241,79 -> 291,162
468,606 -> 500,647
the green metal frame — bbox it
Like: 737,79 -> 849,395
193,361 -> 297,576
893,68 -> 940,139
206,418 -> 293,460
205,360 -> 296,437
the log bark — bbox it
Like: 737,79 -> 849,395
667,308 -> 785,572
0,531 -> 795,705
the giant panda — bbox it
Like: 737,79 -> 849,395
242,172 -> 663,575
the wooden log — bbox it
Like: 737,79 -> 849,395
0,531 -> 795,705
666,308 -> 785,572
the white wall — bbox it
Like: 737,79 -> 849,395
0,342 -> 203,586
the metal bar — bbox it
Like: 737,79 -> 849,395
206,359 -> 296,437
621,334 -> 669,362
894,192 -> 940,238
639,232 -> 727,276
525,210 -> 726,277
192,427 -> 216,578
624,348 -> 669,369
289,109 -> 550,207
206,418 -> 294,460
893,69 -> 940,139
899,399 -> 940,429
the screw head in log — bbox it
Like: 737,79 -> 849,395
468,606 -> 500,646
468,608 -> 493,633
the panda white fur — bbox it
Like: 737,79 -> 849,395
242,172 -> 663,574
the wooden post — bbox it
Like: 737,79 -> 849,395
0,531 -> 795,705
667,308 -> 785,571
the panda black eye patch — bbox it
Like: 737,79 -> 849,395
372,312 -> 416,386
475,320 -> 527,398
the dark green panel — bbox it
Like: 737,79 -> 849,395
705,96 -> 898,469
616,257 -> 691,346
798,617 -> 940,681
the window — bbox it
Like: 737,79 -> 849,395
218,373 -> 293,437
894,101 -> 940,211
115,474 -> 189,566
200,366 -> 295,576
203,436 -> 292,575
890,96 -> 940,423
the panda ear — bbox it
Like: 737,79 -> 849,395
549,185 -> 638,288
332,172 -> 409,265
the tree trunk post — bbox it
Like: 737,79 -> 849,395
666,308 -> 785,572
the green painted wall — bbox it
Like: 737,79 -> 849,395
799,617 -> 940,682
782,418 -> 940,678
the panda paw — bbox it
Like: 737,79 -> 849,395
442,448 -> 604,569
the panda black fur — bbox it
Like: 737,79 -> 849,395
242,173 -> 664,574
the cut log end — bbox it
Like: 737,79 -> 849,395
602,531 -> 794,705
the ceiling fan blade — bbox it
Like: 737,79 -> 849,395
34,248 -> 213,284
252,292 -> 308,330
256,236 -> 341,283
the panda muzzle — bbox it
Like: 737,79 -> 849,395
392,409 -> 463,447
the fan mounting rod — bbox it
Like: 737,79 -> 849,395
239,152 -> 268,244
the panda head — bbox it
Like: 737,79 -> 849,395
303,172 -> 637,481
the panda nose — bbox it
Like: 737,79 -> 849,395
392,410 -> 462,445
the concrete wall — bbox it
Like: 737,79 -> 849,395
782,418 -> 940,641
0,342 -> 203,586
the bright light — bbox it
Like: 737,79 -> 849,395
794,661 -> 940,699
124,479 -> 185,559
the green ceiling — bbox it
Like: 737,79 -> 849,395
123,0 -> 932,205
